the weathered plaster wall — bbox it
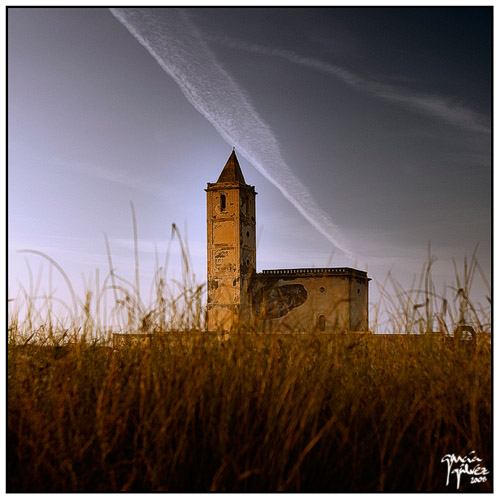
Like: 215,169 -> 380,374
250,270 -> 369,332
206,182 -> 256,331
348,276 -> 369,331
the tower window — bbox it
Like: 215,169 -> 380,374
318,315 -> 326,332
220,194 -> 226,211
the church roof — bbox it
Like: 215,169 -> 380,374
217,150 -> 246,184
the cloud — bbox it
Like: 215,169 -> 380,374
110,7 -> 353,256
211,36 -> 491,136
112,237 -> 206,259
53,157 -> 171,200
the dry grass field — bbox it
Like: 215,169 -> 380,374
8,243 -> 491,492
7,332 -> 491,492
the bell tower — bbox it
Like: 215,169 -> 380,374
206,150 -> 257,331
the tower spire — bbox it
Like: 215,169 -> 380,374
217,150 -> 246,184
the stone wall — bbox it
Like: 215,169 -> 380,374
249,268 -> 369,332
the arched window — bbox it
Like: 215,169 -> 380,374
220,194 -> 226,211
318,314 -> 326,332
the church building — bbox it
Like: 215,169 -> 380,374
206,151 -> 369,332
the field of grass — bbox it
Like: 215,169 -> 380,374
7,331 -> 491,492
7,229 -> 492,492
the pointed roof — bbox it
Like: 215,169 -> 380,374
217,150 -> 246,184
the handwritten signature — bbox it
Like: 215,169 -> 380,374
441,451 -> 489,489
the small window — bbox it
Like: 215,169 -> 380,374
246,231 -> 250,237
220,194 -> 226,211
318,315 -> 326,332
319,287 -> 326,294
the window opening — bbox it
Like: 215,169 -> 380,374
318,314 -> 326,332
221,194 -> 226,211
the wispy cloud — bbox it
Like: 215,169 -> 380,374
110,8 -> 353,256
53,158 -> 171,199
113,237 -> 206,259
211,36 -> 491,136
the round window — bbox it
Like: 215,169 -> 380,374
319,287 -> 326,294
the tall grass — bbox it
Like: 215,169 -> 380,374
7,217 -> 491,492
9,218 -> 205,344
373,244 -> 490,336
7,332 -> 491,492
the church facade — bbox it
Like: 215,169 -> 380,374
206,151 -> 369,332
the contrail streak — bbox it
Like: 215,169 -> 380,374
212,36 -> 490,136
110,8 -> 353,256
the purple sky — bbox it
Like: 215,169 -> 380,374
8,7 -> 491,331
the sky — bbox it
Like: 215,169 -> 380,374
7,7 -> 492,330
